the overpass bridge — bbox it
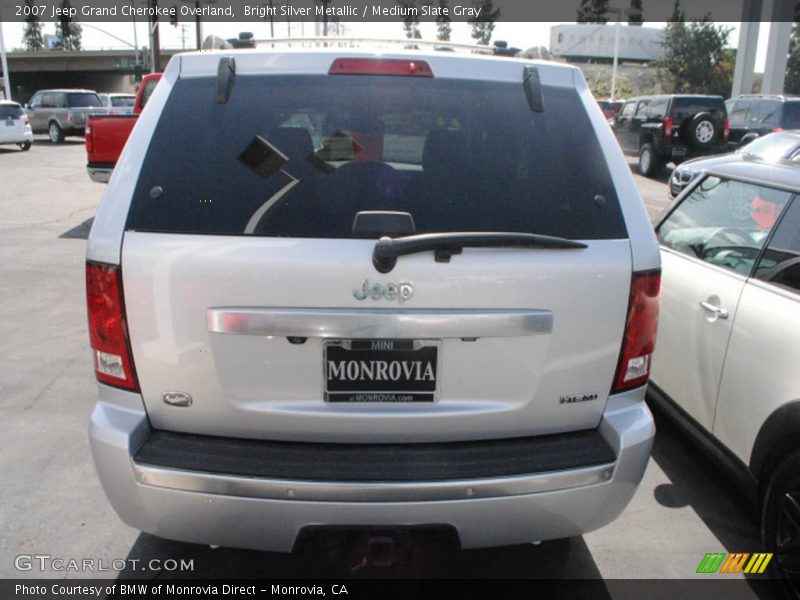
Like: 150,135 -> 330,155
1,49 -> 180,102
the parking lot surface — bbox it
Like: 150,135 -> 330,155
0,140 -> 768,594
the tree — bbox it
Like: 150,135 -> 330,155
398,1 -> 421,40
785,24 -> 800,94
669,0 -> 684,23
655,15 -> 732,96
436,0 -> 451,42
54,0 -> 82,50
576,0 -> 608,24
628,0 -> 643,25
469,0 -> 500,45
23,0 -> 44,51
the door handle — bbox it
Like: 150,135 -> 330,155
699,301 -> 729,319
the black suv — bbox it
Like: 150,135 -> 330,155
726,95 -> 800,148
612,94 -> 729,177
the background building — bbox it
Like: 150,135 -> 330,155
550,24 -> 664,64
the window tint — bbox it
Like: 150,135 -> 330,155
753,100 -> 782,125
657,177 -> 792,275
111,96 -> 135,107
0,105 -> 24,118
754,197 -> 800,293
619,102 -> 636,118
67,93 -> 102,107
728,100 -> 752,123
139,79 -> 158,109
671,97 -> 726,120
783,102 -> 800,128
646,99 -> 668,119
127,75 -> 627,240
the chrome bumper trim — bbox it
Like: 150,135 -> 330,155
132,462 -> 614,503
87,167 -> 112,184
206,308 -> 553,339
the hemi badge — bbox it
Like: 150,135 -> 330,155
560,393 -> 598,404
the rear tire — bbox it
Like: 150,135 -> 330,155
638,143 -> 663,177
18,141 -> 31,151
686,113 -> 716,149
48,122 -> 64,144
761,452 -> 800,599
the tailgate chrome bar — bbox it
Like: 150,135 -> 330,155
207,308 -> 552,338
133,462 -> 613,502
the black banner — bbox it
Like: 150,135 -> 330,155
0,0 -> 791,23
0,579 -> 780,600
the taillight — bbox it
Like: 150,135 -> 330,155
612,270 -> 661,393
663,116 -> 673,139
724,118 -> 730,142
85,122 -> 93,153
773,127 -> 784,133
24,119 -> 29,126
329,58 -> 433,77
86,261 -> 138,391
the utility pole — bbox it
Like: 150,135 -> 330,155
149,0 -> 161,73
195,1 -> 202,49
0,16 -> 10,100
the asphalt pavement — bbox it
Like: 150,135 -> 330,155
0,140 -> 771,596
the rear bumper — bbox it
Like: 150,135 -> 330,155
89,385 -> 654,551
0,130 -> 32,144
87,165 -> 113,183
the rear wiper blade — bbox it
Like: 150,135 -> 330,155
372,232 -> 588,273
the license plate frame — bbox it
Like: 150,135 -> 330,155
323,339 -> 440,403
5,120 -> 14,127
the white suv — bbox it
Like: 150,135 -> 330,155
652,160 -> 800,590
86,47 -> 660,556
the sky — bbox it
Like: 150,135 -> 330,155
0,20 -> 772,70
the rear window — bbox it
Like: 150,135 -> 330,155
670,97 -> 726,119
0,105 -> 24,118
111,96 -> 135,107
782,102 -> 800,129
127,74 -> 627,240
67,93 -> 102,108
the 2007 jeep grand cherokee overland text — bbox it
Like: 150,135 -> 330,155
85,48 -> 661,553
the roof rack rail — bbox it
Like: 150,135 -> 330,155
250,37 -> 506,55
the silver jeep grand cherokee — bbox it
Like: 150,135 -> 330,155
86,47 -> 660,554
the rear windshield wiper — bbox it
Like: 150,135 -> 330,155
372,232 -> 588,273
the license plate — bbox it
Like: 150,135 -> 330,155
324,339 -> 439,402
5,120 -> 13,126
672,146 -> 687,158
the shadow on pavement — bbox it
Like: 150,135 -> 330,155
628,162 -> 673,185
117,532 -> 608,590
648,408 -> 775,600
60,217 -> 94,240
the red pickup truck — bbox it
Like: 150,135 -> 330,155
85,73 -> 162,183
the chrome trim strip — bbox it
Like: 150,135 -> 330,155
87,167 -> 112,183
132,462 -> 614,502
207,308 -> 553,339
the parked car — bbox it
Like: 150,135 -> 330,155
25,89 -> 107,143
611,94 -> 729,177
650,160 -> 800,593
669,129 -> 800,197
86,48 -> 660,558
85,73 -> 162,183
0,100 -> 32,151
726,95 -> 800,149
598,99 -> 623,119
98,93 -> 136,115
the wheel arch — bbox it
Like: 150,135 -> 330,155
750,401 -> 800,497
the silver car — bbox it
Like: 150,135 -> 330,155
25,89 -> 107,143
86,48 -> 660,559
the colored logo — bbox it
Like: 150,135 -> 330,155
696,552 -> 773,574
